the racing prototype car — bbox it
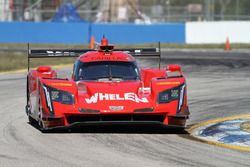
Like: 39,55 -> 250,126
26,38 -> 189,131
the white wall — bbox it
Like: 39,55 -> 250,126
186,21 -> 250,44
0,0 -> 11,21
0,0 -> 5,21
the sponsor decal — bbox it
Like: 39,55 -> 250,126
109,106 -> 124,111
85,93 -> 148,104
91,56 -> 124,61
46,50 -> 75,56
157,82 -> 181,85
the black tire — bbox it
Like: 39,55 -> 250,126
37,99 -> 50,133
28,115 -> 37,126
38,109 -> 45,131
174,127 -> 186,134
25,105 -> 29,115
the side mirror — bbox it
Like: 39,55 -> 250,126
166,64 -> 183,77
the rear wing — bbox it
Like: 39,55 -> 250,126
114,45 -> 161,68
27,42 -> 161,71
27,44 -> 94,71
114,48 -> 160,57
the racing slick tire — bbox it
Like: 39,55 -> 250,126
38,99 -> 48,133
28,115 -> 37,126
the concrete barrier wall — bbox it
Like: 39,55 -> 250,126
0,22 -> 185,44
186,21 -> 250,44
1,21 -> 250,44
0,22 -> 90,44
91,23 -> 185,44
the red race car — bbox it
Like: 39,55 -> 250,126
26,38 -> 189,131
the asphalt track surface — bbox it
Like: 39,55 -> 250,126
0,50 -> 250,167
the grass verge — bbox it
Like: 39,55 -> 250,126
0,43 -> 85,72
0,53 -> 75,72
1,43 -> 250,72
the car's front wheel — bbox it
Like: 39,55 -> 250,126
28,115 -> 37,126
37,99 -> 47,132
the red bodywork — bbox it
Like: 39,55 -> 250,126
26,40 -> 189,130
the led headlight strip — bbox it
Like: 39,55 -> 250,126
178,84 -> 185,112
42,85 -> 54,113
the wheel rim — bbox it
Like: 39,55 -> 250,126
38,99 -> 44,129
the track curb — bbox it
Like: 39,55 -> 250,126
188,114 -> 250,152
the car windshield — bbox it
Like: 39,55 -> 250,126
75,61 -> 140,81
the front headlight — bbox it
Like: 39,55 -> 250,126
43,84 -> 74,106
158,87 -> 180,104
50,89 -> 74,105
158,84 -> 186,111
